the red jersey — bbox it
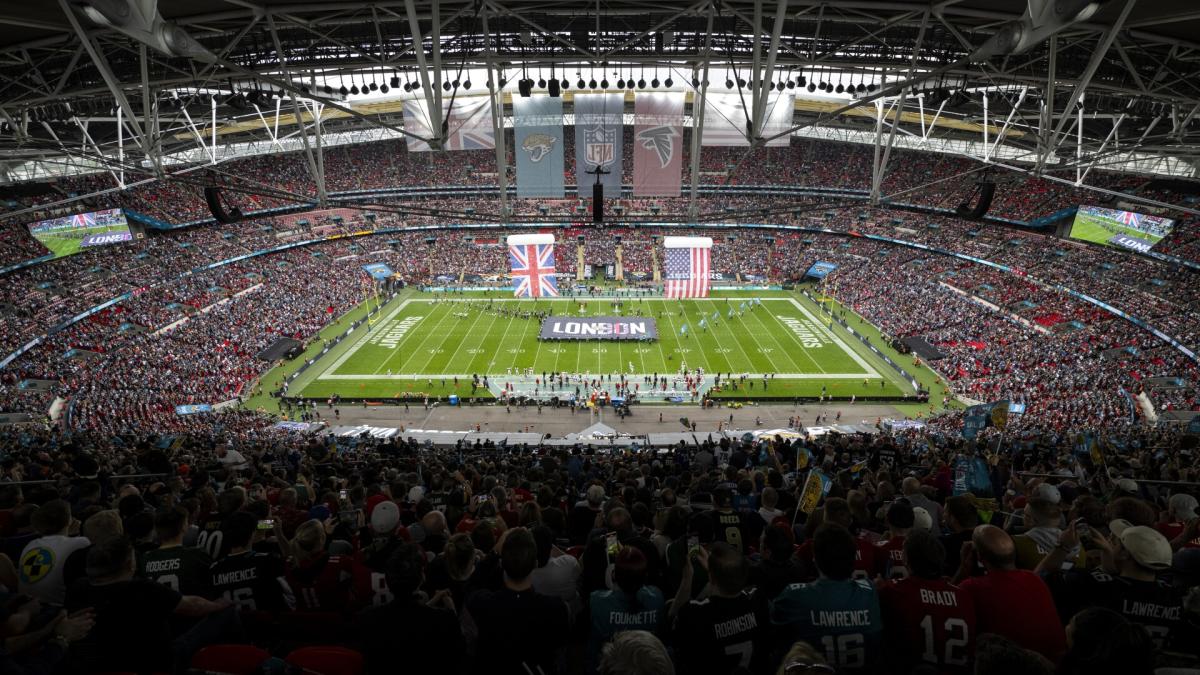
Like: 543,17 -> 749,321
879,576 -> 976,674
351,562 -> 393,609
873,536 -> 908,580
959,569 -> 1065,662
1156,522 -> 1200,549
284,554 -> 356,612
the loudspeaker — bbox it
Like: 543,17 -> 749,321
203,186 -> 242,224
956,181 -> 995,219
592,182 -> 604,222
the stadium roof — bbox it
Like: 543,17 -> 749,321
1,0 -> 1198,206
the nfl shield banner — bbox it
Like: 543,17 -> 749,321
508,233 -> 558,297
513,97 -> 566,198
403,96 -> 495,151
573,94 -> 624,198
633,92 -> 685,197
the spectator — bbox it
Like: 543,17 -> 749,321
588,546 -> 665,672
141,506 -> 212,595
354,542 -> 464,674
879,530 -> 976,674
599,630 -> 674,675
772,524 -> 883,673
18,500 -> 89,605
65,536 -> 235,673
955,525 -> 1066,661
465,527 -> 570,674
672,542 -> 768,674
1057,607 -> 1155,675
208,511 -> 287,613
530,525 -> 581,616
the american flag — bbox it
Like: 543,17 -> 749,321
510,243 -> 558,297
664,245 -> 710,298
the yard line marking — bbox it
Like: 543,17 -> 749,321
786,296 -> 878,375
326,297 -> 414,374
700,298 -> 738,374
402,301 -> 462,374
436,302 -> 490,375
463,304 -> 502,374
729,305 -> 786,374
748,301 -> 824,374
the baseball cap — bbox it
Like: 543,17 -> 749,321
407,486 -> 426,504
1116,478 -> 1139,494
1109,519 -> 1172,570
912,506 -> 933,532
370,501 -> 400,534
1169,493 -> 1199,521
1032,483 -> 1061,505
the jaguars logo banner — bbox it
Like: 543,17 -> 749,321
573,94 -> 624,198
633,92 -> 685,197
513,96 -> 565,198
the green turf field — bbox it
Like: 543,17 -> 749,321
1068,212 -> 1164,250
289,291 -> 915,401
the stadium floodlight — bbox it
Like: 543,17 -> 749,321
736,77 -> 746,88
665,77 -> 673,87
369,81 -> 378,91
651,77 -> 659,88
970,0 -> 1105,61
589,78 -> 598,89
807,83 -> 816,92
339,85 -> 349,96
538,77 -> 547,88
601,78 -> 609,88
617,77 -> 626,88
725,78 -> 734,89
379,84 -> 389,93
442,81 -> 451,91
462,79 -> 471,89
578,77 -> 587,89
561,78 -> 570,91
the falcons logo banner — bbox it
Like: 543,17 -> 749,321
633,93 -> 685,197
663,236 -> 713,298
508,234 -> 558,298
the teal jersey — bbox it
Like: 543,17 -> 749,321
589,586 -> 665,673
771,578 -> 884,673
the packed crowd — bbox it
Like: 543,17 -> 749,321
0,411 -> 1195,675
3,135 -> 1195,266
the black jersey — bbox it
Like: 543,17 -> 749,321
209,550 -> 287,612
1050,568 -> 1193,652
672,588 -> 769,674
140,545 -> 212,596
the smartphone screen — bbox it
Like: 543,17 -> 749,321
339,489 -> 348,501
257,519 -> 274,530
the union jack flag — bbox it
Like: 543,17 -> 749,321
510,243 -> 558,297
71,212 -> 96,229
1116,210 -> 1142,228
664,245 -> 711,298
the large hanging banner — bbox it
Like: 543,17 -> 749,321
508,233 -> 558,297
513,97 -> 566,198
632,92 -> 685,197
702,92 -> 794,147
573,93 -> 624,198
402,96 -> 495,151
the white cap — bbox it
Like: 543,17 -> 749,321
1032,484 -> 1062,504
1116,478 -> 1139,494
1169,493 -> 1199,521
1109,519 -> 1172,570
912,506 -> 934,532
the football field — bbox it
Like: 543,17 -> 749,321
290,292 -> 913,401
1068,212 -> 1164,250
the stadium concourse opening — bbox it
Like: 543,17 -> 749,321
3,0 -> 1200,672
